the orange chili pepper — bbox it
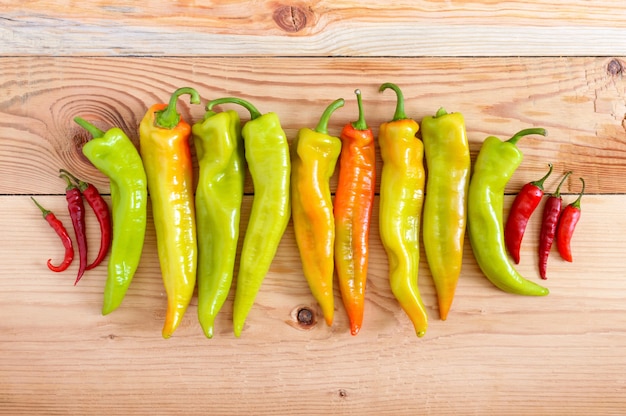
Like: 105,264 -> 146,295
334,89 -> 376,336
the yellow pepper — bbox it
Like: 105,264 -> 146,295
378,83 -> 428,337
420,108 -> 471,320
291,98 -> 344,326
139,87 -> 199,338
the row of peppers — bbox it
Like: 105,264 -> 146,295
35,83 -> 583,339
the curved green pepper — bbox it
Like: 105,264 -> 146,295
74,117 -> 148,315
467,128 -> 549,296
192,108 -> 245,339
207,96 -> 291,337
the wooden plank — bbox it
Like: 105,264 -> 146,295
2,1 -> 626,56
0,56 -> 624,195
2,191 -> 625,415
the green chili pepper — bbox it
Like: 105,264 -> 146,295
74,117 -> 148,315
207,96 -> 291,337
192,107 -> 245,339
467,128 -> 550,296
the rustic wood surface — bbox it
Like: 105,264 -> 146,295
2,2 -> 626,415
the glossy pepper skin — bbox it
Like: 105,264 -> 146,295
192,108 -> 245,339
378,83 -> 428,337
505,163 -> 553,264
291,98 -> 344,327
31,197 -> 74,273
556,177 -> 585,262
60,173 -> 88,285
208,96 -> 291,337
140,87 -> 199,339
467,128 -> 550,296
538,171 -> 571,279
420,107 -> 471,321
59,169 -> 112,271
334,89 -> 376,336
74,117 -> 148,315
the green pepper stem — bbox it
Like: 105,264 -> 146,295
207,97 -> 262,120
435,107 -> 449,118
155,87 -> 201,129
531,163 -> 553,189
570,177 -> 586,208
60,173 -> 77,191
507,128 -> 547,145
553,171 -> 572,198
31,197 -> 50,218
379,83 -> 407,121
314,98 -> 345,135
59,169 -> 88,192
351,89 -> 368,130
74,117 -> 105,138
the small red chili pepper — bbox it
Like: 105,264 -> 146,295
505,163 -> 553,264
538,170 -> 572,280
31,197 -> 74,272
556,177 -> 585,262
60,173 -> 88,285
60,169 -> 112,270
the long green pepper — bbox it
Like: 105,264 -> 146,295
192,108 -> 245,339
207,96 -> 291,337
74,117 -> 148,315
468,128 -> 550,296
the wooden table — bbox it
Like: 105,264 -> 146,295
2,2 -> 626,414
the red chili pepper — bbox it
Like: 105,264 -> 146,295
538,170 -> 572,279
60,169 -> 112,270
60,173 -> 88,285
505,163 -> 553,264
31,197 -> 74,272
556,177 -> 585,262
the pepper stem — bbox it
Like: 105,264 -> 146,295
314,98 -> 345,135
31,197 -> 50,218
155,87 -> 201,129
507,128 -> 547,145
379,83 -> 407,121
435,107 -> 449,118
59,169 -> 88,192
74,117 -> 105,138
570,177 -> 586,209
553,171 -> 572,198
351,89 -> 368,130
60,173 -> 77,191
207,97 -> 262,120
530,163 -> 553,190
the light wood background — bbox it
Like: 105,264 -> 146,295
2,2 -> 626,415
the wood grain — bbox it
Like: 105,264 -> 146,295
1,56 -> 625,195
3,2 -> 626,413
2,1 -> 626,56
3,191 -> 626,415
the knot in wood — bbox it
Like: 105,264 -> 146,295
607,59 -> 623,76
296,306 -> 315,326
273,5 -> 308,33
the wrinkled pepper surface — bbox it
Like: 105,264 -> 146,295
291,98 -> 344,327
378,83 -> 428,337
468,128 -> 550,296
139,87 -> 199,338
192,107 -> 245,339
74,117 -> 148,315
420,107 -> 470,321
334,89 -> 376,336
207,96 -> 291,337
